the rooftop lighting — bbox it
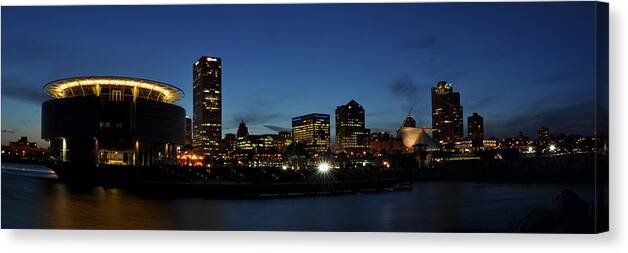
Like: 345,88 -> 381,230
44,76 -> 184,103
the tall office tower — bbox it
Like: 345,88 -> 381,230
291,113 -> 330,155
467,112 -> 484,150
335,100 -> 370,153
431,81 -> 463,145
193,56 -> 222,159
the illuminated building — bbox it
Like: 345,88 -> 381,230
235,121 -> 252,151
231,121 -> 284,167
1,136 -> 49,161
335,100 -> 370,153
276,131 -> 292,153
431,81 -> 463,145
369,131 -> 403,154
41,76 -> 185,166
483,139 -> 498,150
399,127 -> 439,152
291,113 -> 330,155
193,56 -> 222,160
467,112 -> 484,150
223,133 -> 236,154
499,132 -> 533,152
177,151 -> 204,167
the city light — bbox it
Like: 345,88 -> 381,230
317,162 -> 330,173
44,77 -> 184,103
549,144 -> 556,152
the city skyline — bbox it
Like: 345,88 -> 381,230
1,2 -> 608,147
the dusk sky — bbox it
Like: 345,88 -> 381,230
1,2 -> 607,147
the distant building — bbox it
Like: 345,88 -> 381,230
235,121 -> 252,151
402,115 -> 416,128
369,131 -> 404,154
538,127 -> 550,150
467,112 -> 484,150
185,116 -> 193,147
223,133 -> 236,154
335,100 -> 370,154
292,113 -> 330,155
431,81 -> 463,145
193,56 -> 222,160
231,121 -> 284,167
276,131 -> 293,153
1,136 -> 49,161
399,127 -> 439,152
499,132 -> 533,151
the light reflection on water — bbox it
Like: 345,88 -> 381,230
1,163 -> 595,231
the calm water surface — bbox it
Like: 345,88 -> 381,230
1,162 -> 595,232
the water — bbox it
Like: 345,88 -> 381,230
1,162 -> 596,231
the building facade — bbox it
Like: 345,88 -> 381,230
184,116 -> 192,147
41,76 -> 185,166
292,113 -> 330,155
335,100 -> 370,153
193,56 -> 222,160
431,81 -> 463,145
1,136 -> 49,162
467,112 -> 484,150
538,127 -> 551,150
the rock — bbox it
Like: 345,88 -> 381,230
519,189 -> 594,233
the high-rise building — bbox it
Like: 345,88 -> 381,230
335,100 -> 370,153
185,116 -> 192,147
538,127 -> 550,149
467,112 -> 484,149
291,113 -> 330,154
431,81 -> 463,145
193,56 -> 222,159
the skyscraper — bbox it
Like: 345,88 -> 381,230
335,100 -> 370,153
467,112 -> 484,150
193,56 -> 222,159
291,113 -> 330,155
431,81 -> 463,145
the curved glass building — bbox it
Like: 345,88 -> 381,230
42,76 -> 186,167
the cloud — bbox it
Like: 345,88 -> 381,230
1,77 -> 48,104
402,35 -> 437,50
264,125 -> 290,133
228,111 -> 283,130
388,75 -> 432,111
516,68 -> 588,87
490,100 -> 596,137
2,129 -> 18,134
466,97 -> 494,111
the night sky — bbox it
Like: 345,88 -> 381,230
1,2 -> 608,147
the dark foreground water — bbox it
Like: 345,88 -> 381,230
1,162 -> 596,232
